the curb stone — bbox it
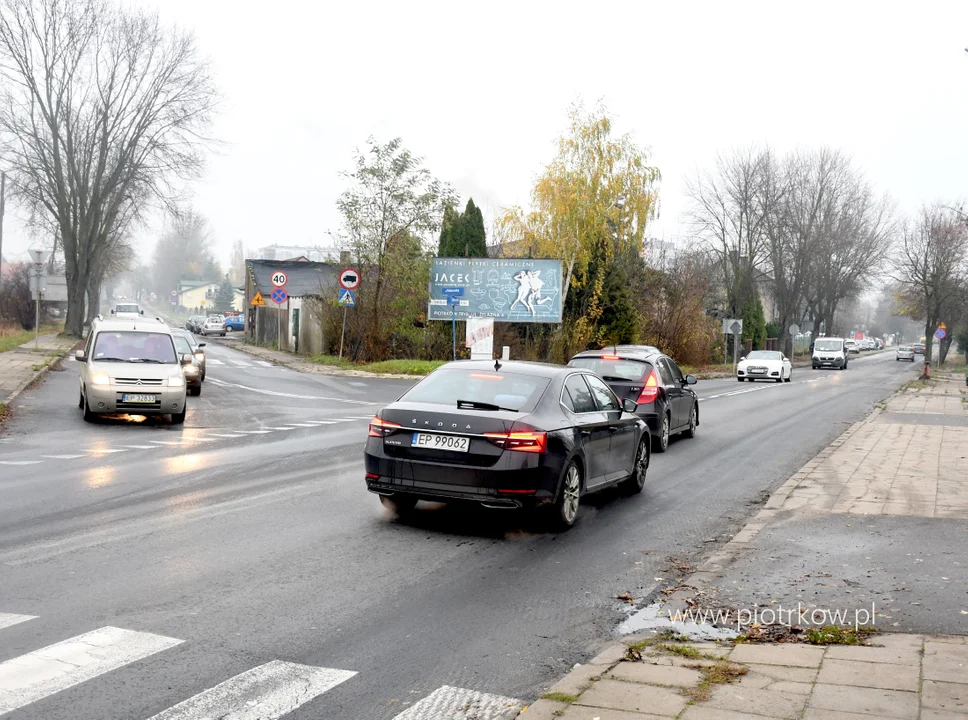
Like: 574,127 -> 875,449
1,338 -> 81,412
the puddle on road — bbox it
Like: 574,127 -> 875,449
617,602 -> 738,640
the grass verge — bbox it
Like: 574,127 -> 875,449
539,692 -> 579,703
361,359 -> 446,375
0,327 -> 34,353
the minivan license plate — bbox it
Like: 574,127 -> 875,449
411,433 -> 469,452
121,393 -> 157,403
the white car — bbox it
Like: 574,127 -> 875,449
844,340 -> 860,354
896,345 -> 915,362
737,350 -> 793,383
200,315 -> 226,337
111,302 -> 142,319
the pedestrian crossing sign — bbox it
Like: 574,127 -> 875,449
251,292 -> 265,306
338,288 -> 355,307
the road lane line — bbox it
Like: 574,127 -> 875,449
0,461 -> 42,465
266,427 -> 299,431
237,430 -> 273,434
208,433 -> 246,438
89,449 -> 127,454
230,361 -> 251,367
120,445 -> 160,450
255,361 -> 275,367
40,454 -> 87,459
206,380 -> 381,406
148,441 -> 183,446
206,358 -> 225,365
304,420 -> 338,425
285,423 -> 320,428
391,685 -> 521,720
146,661 -> 356,720
0,613 -> 36,631
0,626 -> 183,715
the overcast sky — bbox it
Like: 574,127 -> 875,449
3,0 -> 968,266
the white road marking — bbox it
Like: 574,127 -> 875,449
285,423 -> 320,428
121,445 -> 159,450
0,461 -> 42,466
0,613 -> 36,631
206,358 -> 225,365
304,420 -> 338,425
40,454 -> 87,459
0,626 -> 183,715
208,433 -> 246,438
230,361 -> 251,367
146,660 -> 356,720
148,440 -> 183,446
255,361 -> 274,367
89,448 -> 128,454
266,427 -> 298,431
237,430 -> 272,434
207,380 -> 380,406
348,381 -> 367,387
347,416 -> 376,420
390,685 -> 522,720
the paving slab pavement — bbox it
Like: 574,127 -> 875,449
0,333 -> 78,404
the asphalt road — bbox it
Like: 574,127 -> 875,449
0,341 -> 916,719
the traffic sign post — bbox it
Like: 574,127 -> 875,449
443,288 -> 463,361
337,270 -> 360,360
271,271 -> 288,288
730,320 -> 743,370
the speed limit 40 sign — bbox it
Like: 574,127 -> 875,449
270,270 -> 288,287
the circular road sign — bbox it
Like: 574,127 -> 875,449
270,271 -> 288,287
935,327 -> 946,340
339,268 -> 360,290
270,287 -> 288,305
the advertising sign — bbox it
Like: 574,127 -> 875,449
428,258 -> 562,322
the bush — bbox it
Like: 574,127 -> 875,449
0,264 -> 35,330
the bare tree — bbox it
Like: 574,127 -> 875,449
0,0 -> 218,336
892,204 -> 968,367
685,146 -> 773,314
151,208 -> 219,300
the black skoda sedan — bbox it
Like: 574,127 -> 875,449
364,360 -> 650,529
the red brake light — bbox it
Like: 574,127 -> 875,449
601,355 -> 620,360
368,416 -> 401,437
484,431 -> 547,453
637,369 -> 660,404
469,373 -> 503,380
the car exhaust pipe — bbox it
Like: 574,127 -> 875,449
481,500 -> 521,510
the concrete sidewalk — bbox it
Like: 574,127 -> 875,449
0,333 -> 79,404
521,633 -> 968,719
519,365 -> 968,718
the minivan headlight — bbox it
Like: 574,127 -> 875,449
91,373 -> 110,385
168,375 -> 185,387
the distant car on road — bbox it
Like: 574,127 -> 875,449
172,333 -> 202,396
224,315 -> 244,332
896,345 -> 915,362
844,340 -> 860,354
186,316 -> 205,333
200,315 -> 226,337
812,337 -> 848,370
737,350 -> 792,383
172,329 -> 206,380
568,346 -> 698,453
364,360 -> 650,529
913,342 -> 926,355
111,303 -> 143,318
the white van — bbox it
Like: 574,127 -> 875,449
812,337 -> 848,370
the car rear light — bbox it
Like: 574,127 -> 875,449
637,369 -> 660,404
484,431 -> 548,453
601,355 -> 620,360
498,488 -> 537,495
365,472 -> 379,480
368,416 -> 401,437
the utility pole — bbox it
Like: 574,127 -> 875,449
0,171 -> 6,293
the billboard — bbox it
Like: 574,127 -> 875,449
428,258 -> 563,323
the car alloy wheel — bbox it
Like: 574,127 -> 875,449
553,462 -> 582,529
623,438 -> 650,494
684,405 -> 698,439
655,414 -> 670,453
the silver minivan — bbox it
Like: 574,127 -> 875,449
76,318 -> 191,423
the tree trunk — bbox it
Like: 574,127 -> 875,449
64,266 -> 88,337
86,277 -> 102,325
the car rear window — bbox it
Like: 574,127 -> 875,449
401,368 -> 551,413
569,357 -> 651,381
115,304 -> 139,313
93,331 -> 177,364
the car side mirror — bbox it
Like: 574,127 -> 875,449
110,309 -> 115,315
621,398 -> 638,413
74,350 -> 87,362
684,374 -> 698,385
197,342 -> 206,348
739,356 -> 746,362
180,354 -> 193,365
140,310 -> 144,315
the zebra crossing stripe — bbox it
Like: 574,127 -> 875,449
0,613 -> 36,631
304,420 -> 338,425
208,433 -> 246,438
255,361 -> 274,367
206,358 -> 225,365
237,430 -> 272,434
390,685 -> 521,720
286,423 -> 320,428
0,626 -> 183,715
41,454 -> 87,459
121,445 -> 160,450
146,660 -> 356,720
0,460 -> 42,466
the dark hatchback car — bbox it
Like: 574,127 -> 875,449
364,360 -> 650,529
568,346 -> 698,453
